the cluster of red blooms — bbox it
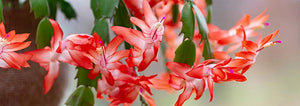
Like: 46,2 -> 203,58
0,0 -> 281,106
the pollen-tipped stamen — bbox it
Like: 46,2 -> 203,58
229,69 -> 234,73
151,17 -> 165,40
96,43 -> 108,65
257,40 -> 282,52
264,22 -> 270,26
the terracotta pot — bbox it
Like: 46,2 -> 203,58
0,1 -> 67,106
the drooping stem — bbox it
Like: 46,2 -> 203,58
160,38 -> 170,72
205,0 -> 213,24
139,95 -> 149,106
206,5 -> 212,24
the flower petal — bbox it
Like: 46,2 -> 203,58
193,79 -> 205,100
1,52 -> 21,70
233,14 -> 250,28
260,29 -> 280,47
140,91 -> 156,106
227,73 -> 247,82
8,33 -> 30,43
68,49 -> 93,69
25,47 -> 51,63
11,52 -> 31,67
218,36 -> 240,45
106,36 -> 124,57
207,77 -> 214,102
214,51 -> 230,60
0,52 -> 21,69
242,40 -> 258,52
226,59 -> 249,68
44,61 -> 60,94
0,58 -> 9,68
138,48 -> 155,72
111,26 -> 145,50
108,50 -> 130,63
143,0 -> 157,26
0,22 -> 6,38
235,51 -> 256,60
130,17 -> 150,33
212,68 -> 226,80
186,66 -> 205,79
58,49 -> 80,66
5,30 -> 16,41
166,62 -> 191,79
3,41 -> 31,52
88,65 -> 101,80
175,82 -> 193,106
226,43 -> 241,53
49,19 -> 63,50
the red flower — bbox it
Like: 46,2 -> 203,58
60,34 -> 94,69
26,19 -> 94,94
207,10 -> 270,53
166,62 -> 207,106
25,19 -> 63,94
167,58 -> 248,106
111,0 -> 165,71
235,27 -> 281,74
87,33 -> 130,85
97,70 -> 156,106
0,22 -> 31,69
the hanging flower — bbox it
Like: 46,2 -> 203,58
26,19 -> 94,94
87,33 -> 130,86
97,70 -> 156,106
111,0 -> 165,71
25,19 -> 63,94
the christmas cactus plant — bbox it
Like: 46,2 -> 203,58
0,0 -> 281,106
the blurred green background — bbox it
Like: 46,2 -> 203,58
58,0 -> 299,106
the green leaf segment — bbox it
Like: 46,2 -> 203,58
65,86 -> 95,106
36,18 -> 53,49
91,0 -> 119,19
59,0 -> 77,19
174,1 -> 214,67
174,39 -> 196,67
192,4 -> 214,60
180,2 -> 195,39
172,4 -> 179,24
0,0 -> 4,22
113,0 -> 134,49
205,0 -> 213,24
29,0 -> 49,19
92,18 -> 110,44
76,67 -> 99,90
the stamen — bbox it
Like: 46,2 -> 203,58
151,17 -> 166,40
229,69 -> 234,73
160,17 -> 166,23
257,40 -> 282,52
140,88 -> 143,93
264,22 -> 270,26
274,40 -> 282,44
